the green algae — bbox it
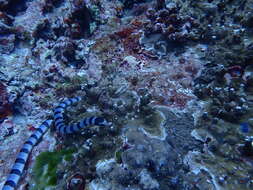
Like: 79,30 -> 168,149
30,148 -> 76,190
115,149 -> 123,164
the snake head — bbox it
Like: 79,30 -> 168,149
94,117 -> 112,127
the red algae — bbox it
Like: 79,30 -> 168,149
115,27 -> 135,38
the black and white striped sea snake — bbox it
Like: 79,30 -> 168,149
2,96 -> 111,190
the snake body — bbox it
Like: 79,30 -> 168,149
2,97 -> 111,190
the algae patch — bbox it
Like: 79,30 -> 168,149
30,148 -> 76,190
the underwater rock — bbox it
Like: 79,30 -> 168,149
67,173 -> 85,190
0,33 -> 15,53
242,10 -> 253,28
13,0 -> 93,44
0,11 -> 14,25
243,65 -> 253,92
241,137 -> 253,157
94,158 -> 138,188
194,64 -> 226,85
120,0 -> 148,9
227,65 -> 243,78
41,0 -> 58,13
195,69 -> 249,121
95,86 -> 140,120
248,118 -> 253,127
159,108 -> 203,155
191,0 -> 253,110
0,19 -> 16,55
0,0 -> 28,16
191,128 -> 214,144
0,118 -> 14,138
0,82 -> 12,119
156,0 -> 165,10
0,0 -> 9,10
87,124 -> 180,190
122,126 -> 177,178
64,0 -> 92,39
214,87 -> 248,122
139,169 -> 159,190
0,20 -> 14,34
53,37 -> 78,65
40,36 -> 86,68
13,0 -> 45,41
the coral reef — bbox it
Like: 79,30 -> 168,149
88,126 -> 178,190
1,0 -> 253,190
144,2 -> 199,45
